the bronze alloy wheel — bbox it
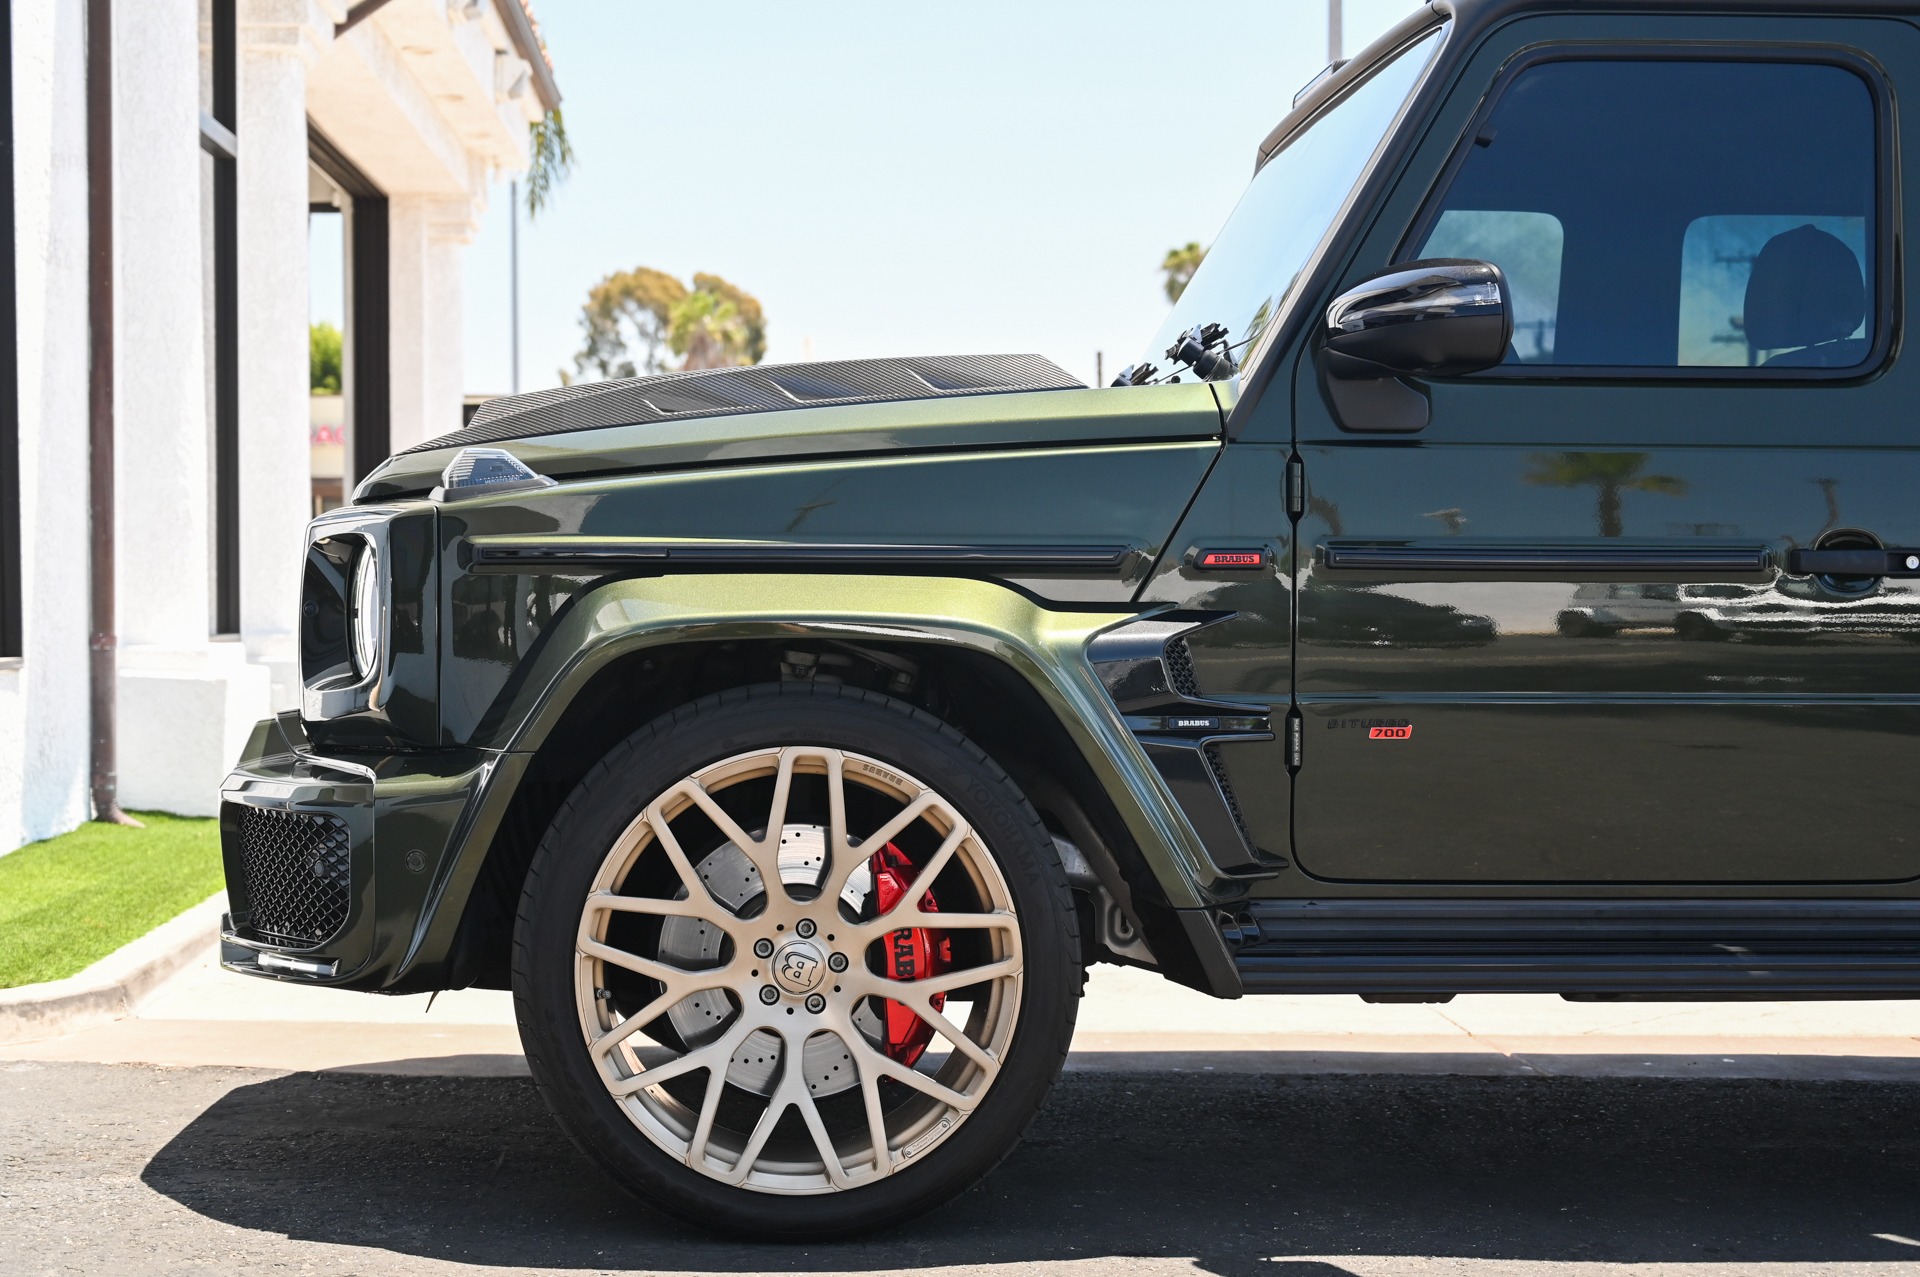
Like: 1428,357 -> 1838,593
513,684 -> 1077,1237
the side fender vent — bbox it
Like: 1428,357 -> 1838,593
1164,636 -> 1200,699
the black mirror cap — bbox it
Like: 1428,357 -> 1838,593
1323,258 -> 1512,379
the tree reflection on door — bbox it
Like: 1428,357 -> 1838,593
1525,451 -> 1688,537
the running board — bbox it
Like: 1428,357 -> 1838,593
1232,900 -> 1920,995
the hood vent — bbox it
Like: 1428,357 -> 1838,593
412,353 -> 1085,455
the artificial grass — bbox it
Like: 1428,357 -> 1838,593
0,812 -> 223,988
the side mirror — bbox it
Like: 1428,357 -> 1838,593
1320,258 -> 1511,432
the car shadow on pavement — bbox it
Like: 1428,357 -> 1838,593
140,1062 -> 1920,1274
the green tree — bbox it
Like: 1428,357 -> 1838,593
669,291 -> 749,371
1525,451 -> 1688,537
572,268 -> 687,380
691,272 -> 767,364
309,322 -> 342,395
572,270 -> 767,378
1161,241 -> 1207,303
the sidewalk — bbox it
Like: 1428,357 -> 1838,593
8,944 -> 1920,1080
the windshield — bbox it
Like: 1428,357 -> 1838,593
1148,27 -> 1443,376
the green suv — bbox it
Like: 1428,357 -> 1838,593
221,0 -> 1920,1237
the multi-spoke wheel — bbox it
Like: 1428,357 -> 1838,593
513,683 -> 1078,1238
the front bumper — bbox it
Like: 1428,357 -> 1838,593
219,711 -> 504,990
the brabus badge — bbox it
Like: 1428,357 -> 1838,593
1194,548 -> 1266,570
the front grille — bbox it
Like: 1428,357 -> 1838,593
238,807 -> 352,946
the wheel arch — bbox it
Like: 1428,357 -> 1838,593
411,573 -> 1230,997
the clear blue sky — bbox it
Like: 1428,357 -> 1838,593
456,0 -> 1424,394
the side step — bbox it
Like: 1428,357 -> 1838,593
1233,899 -> 1920,996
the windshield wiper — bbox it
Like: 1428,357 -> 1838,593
1111,322 -> 1239,388
1164,322 -> 1237,381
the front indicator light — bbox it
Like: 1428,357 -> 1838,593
430,446 -> 556,502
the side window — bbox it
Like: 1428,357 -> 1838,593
1421,210 -> 1563,362
1411,58 -> 1878,371
1678,215 -> 1868,366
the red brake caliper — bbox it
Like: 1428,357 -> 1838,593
871,843 -> 952,1067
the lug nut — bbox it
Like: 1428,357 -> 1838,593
759,985 -> 779,1005
753,938 -> 774,958
827,952 -> 848,972
796,918 -> 817,938
805,993 -> 826,1013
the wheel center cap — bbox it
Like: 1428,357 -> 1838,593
772,938 -> 826,995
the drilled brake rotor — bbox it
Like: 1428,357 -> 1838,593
659,825 -> 882,1098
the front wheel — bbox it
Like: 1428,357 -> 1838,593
512,683 -> 1078,1239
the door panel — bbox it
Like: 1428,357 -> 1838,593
1289,14 -> 1920,885
1301,702 -> 1920,884
1292,439 -> 1920,883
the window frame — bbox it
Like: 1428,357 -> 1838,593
0,0 -> 19,661
1394,42 -> 1898,384
206,0 -> 239,636
307,126 -> 390,494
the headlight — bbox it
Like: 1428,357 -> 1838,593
349,546 -> 381,679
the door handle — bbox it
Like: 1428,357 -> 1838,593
1786,548 -> 1920,577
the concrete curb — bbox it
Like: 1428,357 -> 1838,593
0,893 -> 226,1045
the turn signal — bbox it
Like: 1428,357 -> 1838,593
430,447 -> 556,502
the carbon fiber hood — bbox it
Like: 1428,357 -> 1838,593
354,363 -> 1228,504
415,353 -> 1085,455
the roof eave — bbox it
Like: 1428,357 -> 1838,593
498,1 -> 561,112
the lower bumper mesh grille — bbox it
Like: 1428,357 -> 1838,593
238,807 -> 352,945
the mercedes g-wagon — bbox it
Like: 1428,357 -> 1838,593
220,0 -> 1920,1237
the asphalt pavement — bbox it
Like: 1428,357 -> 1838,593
8,1058 -> 1920,1276
12,956 -> 1920,1274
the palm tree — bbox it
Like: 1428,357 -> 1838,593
669,291 -> 751,370
524,108 -> 575,219
1307,495 -> 1344,536
1524,451 -> 1688,537
1161,242 -> 1207,303
690,273 -> 767,365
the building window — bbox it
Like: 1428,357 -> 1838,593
0,0 -> 20,660
199,0 -> 238,635
308,127 -> 389,500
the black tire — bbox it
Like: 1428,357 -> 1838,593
512,682 -> 1079,1239
1674,612 -> 1725,642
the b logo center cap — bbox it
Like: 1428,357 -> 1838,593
773,939 -> 826,994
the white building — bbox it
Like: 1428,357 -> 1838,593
0,0 -> 560,851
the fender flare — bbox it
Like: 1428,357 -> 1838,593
403,572 -> 1242,991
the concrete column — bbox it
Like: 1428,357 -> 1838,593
388,193 -> 478,453
0,0 -> 92,849
387,196 -> 427,455
114,0 -> 210,648
106,0 -> 272,817
235,0 -> 334,708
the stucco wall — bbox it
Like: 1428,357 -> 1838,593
0,0 -> 545,851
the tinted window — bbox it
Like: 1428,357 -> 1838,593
1422,209 -> 1564,361
1413,59 -> 1876,370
